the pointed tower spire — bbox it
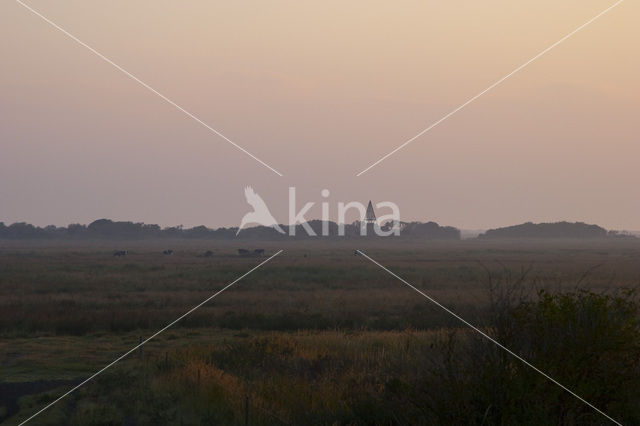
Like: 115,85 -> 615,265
365,200 -> 376,223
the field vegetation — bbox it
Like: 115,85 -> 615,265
1,239 -> 639,424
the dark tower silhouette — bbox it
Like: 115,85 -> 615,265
365,201 -> 376,236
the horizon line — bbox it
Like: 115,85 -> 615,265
1,218 -> 637,233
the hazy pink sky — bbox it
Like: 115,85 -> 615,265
1,0 -> 638,230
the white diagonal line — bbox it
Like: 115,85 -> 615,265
356,0 -> 625,176
15,0 -> 284,177
18,250 -> 283,426
356,249 -> 622,426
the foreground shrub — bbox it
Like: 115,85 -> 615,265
426,289 -> 640,425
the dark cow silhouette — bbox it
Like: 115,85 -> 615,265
113,250 -> 128,257
238,249 -> 250,256
163,249 -> 174,255
254,249 -> 265,256
203,250 -> 214,258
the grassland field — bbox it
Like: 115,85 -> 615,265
1,238 -> 640,425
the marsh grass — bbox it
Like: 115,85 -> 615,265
2,239 -> 640,424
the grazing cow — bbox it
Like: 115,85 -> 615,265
238,249 -> 250,256
254,249 -> 265,256
203,250 -> 214,258
163,249 -> 174,255
113,250 -> 128,257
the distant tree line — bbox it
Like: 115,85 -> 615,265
3,219 -> 628,240
479,221 -> 633,239
394,221 -> 461,239
0,218 -> 461,240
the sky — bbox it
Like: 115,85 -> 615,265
1,0 -> 638,230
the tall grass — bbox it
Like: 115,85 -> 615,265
3,240 -> 640,424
